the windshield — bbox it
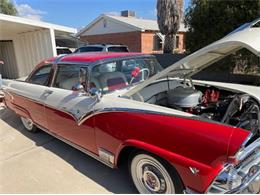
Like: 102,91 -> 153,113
90,57 -> 162,94
77,47 -> 103,52
107,46 -> 129,52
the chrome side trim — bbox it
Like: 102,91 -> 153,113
8,90 -> 80,123
35,123 -> 115,169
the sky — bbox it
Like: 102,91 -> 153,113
14,0 -> 191,30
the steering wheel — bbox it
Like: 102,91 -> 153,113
130,68 -> 150,84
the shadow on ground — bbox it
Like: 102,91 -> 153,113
0,108 -> 137,194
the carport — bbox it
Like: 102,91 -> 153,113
0,14 -> 77,79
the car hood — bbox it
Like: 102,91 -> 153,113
124,18 -> 260,98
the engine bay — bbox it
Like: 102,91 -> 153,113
132,79 -> 260,138
168,86 -> 259,134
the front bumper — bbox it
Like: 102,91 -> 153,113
227,167 -> 260,194
206,137 -> 260,194
185,166 -> 259,194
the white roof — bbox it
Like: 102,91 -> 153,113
0,13 -> 77,34
77,14 -> 187,37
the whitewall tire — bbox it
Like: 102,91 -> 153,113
20,117 -> 38,132
129,152 -> 183,194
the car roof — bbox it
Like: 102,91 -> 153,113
43,52 -> 153,65
79,44 -> 128,47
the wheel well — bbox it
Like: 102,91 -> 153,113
117,146 -> 185,191
117,146 -> 137,168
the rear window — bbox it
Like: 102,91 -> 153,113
78,47 -> 103,52
107,46 -> 129,52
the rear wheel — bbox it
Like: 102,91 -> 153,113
129,152 -> 183,194
20,117 -> 38,133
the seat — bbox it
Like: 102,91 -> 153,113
59,77 -> 79,90
90,77 -> 101,90
98,72 -> 128,93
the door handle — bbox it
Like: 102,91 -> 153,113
43,90 -> 53,95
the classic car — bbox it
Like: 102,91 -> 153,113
0,18 -> 259,194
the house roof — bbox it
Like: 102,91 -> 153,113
0,13 -> 77,34
76,14 -> 187,37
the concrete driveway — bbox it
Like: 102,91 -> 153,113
0,107 -> 137,193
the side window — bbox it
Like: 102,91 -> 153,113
28,65 -> 52,86
53,65 -> 82,90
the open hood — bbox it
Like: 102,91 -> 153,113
124,18 -> 260,97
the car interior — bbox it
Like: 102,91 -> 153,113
52,58 -> 160,94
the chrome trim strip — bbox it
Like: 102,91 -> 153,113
6,90 -> 80,123
35,123 -> 115,169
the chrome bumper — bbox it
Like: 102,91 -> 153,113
206,137 -> 260,194
227,167 -> 260,194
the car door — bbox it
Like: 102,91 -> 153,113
6,64 -> 54,129
43,64 -> 97,153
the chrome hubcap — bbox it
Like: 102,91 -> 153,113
143,169 -> 162,192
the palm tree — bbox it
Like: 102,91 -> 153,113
0,0 -> 17,15
157,0 -> 181,53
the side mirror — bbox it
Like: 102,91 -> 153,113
72,83 -> 85,92
89,87 -> 101,100
89,87 -> 101,96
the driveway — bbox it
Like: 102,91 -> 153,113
0,107 -> 137,193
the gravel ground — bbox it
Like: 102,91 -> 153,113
0,108 -> 136,193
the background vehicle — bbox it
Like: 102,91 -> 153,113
74,44 -> 129,53
56,46 -> 72,55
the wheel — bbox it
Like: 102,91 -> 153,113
20,117 -> 38,133
129,152 -> 183,194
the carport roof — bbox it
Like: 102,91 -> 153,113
0,13 -> 77,35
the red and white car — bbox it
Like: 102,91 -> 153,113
1,19 -> 260,194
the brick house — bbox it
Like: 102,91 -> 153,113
77,11 -> 187,53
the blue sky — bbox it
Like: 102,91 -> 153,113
14,0 -> 191,29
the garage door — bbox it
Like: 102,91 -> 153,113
0,40 -> 18,79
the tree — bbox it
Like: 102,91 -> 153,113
157,0 -> 181,53
185,0 -> 260,53
0,0 -> 17,15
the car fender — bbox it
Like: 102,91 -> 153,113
116,139 -> 221,193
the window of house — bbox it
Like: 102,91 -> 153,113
153,34 -> 163,51
103,19 -> 107,28
175,35 -> 179,49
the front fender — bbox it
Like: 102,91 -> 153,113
116,139 -> 220,193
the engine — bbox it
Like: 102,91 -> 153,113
167,86 -> 260,136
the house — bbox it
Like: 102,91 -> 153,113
0,14 -> 77,79
77,11 -> 187,54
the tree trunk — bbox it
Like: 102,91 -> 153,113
164,34 -> 175,53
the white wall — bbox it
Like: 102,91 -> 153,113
81,18 -> 136,36
12,28 -> 56,77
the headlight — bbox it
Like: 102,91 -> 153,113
207,164 -> 242,193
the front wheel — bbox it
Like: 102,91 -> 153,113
129,152 -> 183,194
20,117 -> 38,133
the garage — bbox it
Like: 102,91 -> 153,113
0,14 -> 77,79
